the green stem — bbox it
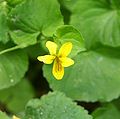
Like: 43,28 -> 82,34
0,46 -> 21,55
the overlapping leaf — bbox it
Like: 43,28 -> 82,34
10,0 -> 63,36
43,47 -> 120,102
62,0 -> 120,48
24,91 -> 92,119
54,25 -> 86,57
92,104 -> 120,119
10,30 -> 39,48
0,79 -> 34,113
42,0 -> 120,102
0,45 -> 28,89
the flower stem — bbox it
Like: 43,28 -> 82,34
0,46 -> 21,55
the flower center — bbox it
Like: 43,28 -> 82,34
55,56 -> 62,72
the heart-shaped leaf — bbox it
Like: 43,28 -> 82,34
43,48 -> 120,102
10,0 -> 63,36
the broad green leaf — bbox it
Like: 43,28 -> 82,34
92,104 -> 120,119
0,79 -> 35,113
10,0 -> 63,36
0,45 -> 28,89
54,25 -> 86,57
24,91 -> 92,119
0,111 -> 10,119
62,0 -> 120,49
10,30 -> 39,48
43,48 -> 120,102
0,1 -> 9,43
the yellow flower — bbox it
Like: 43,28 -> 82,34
13,115 -> 20,119
37,41 -> 74,80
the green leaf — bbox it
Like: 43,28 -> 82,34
10,30 -> 39,48
0,45 -> 28,90
24,91 -> 92,119
43,48 -> 120,102
0,79 -> 35,113
0,111 -> 10,119
54,25 -> 86,57
10,0 -> 63,36
62,0 -> 120,48
92,104 -> 120,119
112,98 -> 120,111
0,1 -> 9,43
6,0 -> 24,6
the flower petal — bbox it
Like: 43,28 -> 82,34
37,55 -> 55,64
58,42 -> 72,57
60,57 -> 74,67
46,41 -> 58,55
52,59 -> 64,80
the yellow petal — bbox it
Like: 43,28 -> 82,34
58,42 -> 72,57
46,41 -> 58,55
60,57 -> 74,67
13,115 -> 20,119
37,55 -> 55,64
52,59 -> 64,80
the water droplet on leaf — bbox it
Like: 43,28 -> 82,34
40,112 -> 43,115
10,79 -> 14,83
